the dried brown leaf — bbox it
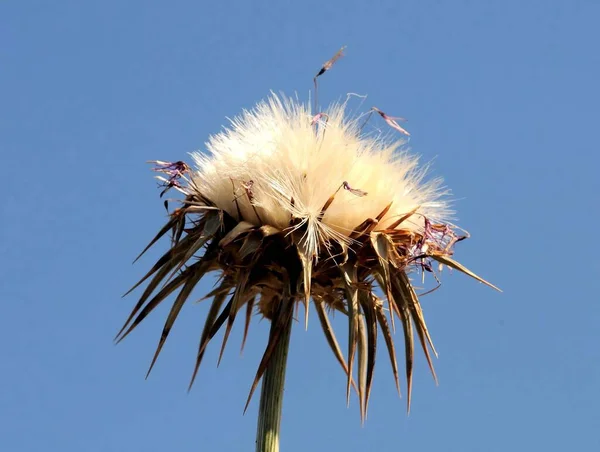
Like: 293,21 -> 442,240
132,216 -> 178,263
429,254 -> 501,292
341,262 -> 359,407
359,291 -> 377,417
218,270 -> 250,365
314,298 -> 358,394
390,278 -> 414,414
371,233 -> 396,332
122,232 -> 195,298
146,263 -> 208,378
397,272 -> 438,385
357,313 -> 368,423
375,302 -> 401,397
241,296 -> 255,354
189,286 -> 230,390
117,260 -> 200,342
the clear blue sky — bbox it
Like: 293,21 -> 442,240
2,1 -> 599,451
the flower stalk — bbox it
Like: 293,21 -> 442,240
255,304 -> 293,452
118,48 -> 500,451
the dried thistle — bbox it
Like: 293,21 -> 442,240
118,93 -> 499,425
118,49 -> 501,451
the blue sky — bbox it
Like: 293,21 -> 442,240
2,1 -> 599,451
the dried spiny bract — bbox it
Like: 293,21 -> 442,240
118,94 -> 499,421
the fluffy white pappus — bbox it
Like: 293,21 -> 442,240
191,94 -> 450,258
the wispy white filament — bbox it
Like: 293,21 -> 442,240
191,94 -> 449,258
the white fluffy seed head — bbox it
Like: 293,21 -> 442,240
191,94 -> 450,257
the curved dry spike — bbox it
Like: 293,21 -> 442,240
412,321 -> 438,385
429,254 -> 502,292
398,272 -> 439,385
359,292 -> 377,417
400,307 -> 414,414
371,234 -> 396,332
132,217 -> 178,263
375,202 -> 394,222
116,261 -> 200,343
356,313 -> 368,423
117,260 -> 180,340
217,313 -> 237,367
196,279 -> 231,302
314,299 -> 359,395
341,262 -> 359,407
146,265 -> 207,378
398,272 -> 436,355
390,278 -> 414,414
165,214 -> 221,282
165,233 -> 211,284
194,296 -> 234,359
219,270 -> 250,366
171,211 -> 187,245
240,296 -> 255,354
219,292 -> 255,365
122,232 -> 195,299
188,287 -> 230,390
375,303 -> 401,397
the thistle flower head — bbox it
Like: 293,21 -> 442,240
193,95 -> 448,259
118,91 -> 498,421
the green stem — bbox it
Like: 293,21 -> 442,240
255,310 -> 293,452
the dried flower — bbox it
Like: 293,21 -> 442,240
118,93 -> 499,424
